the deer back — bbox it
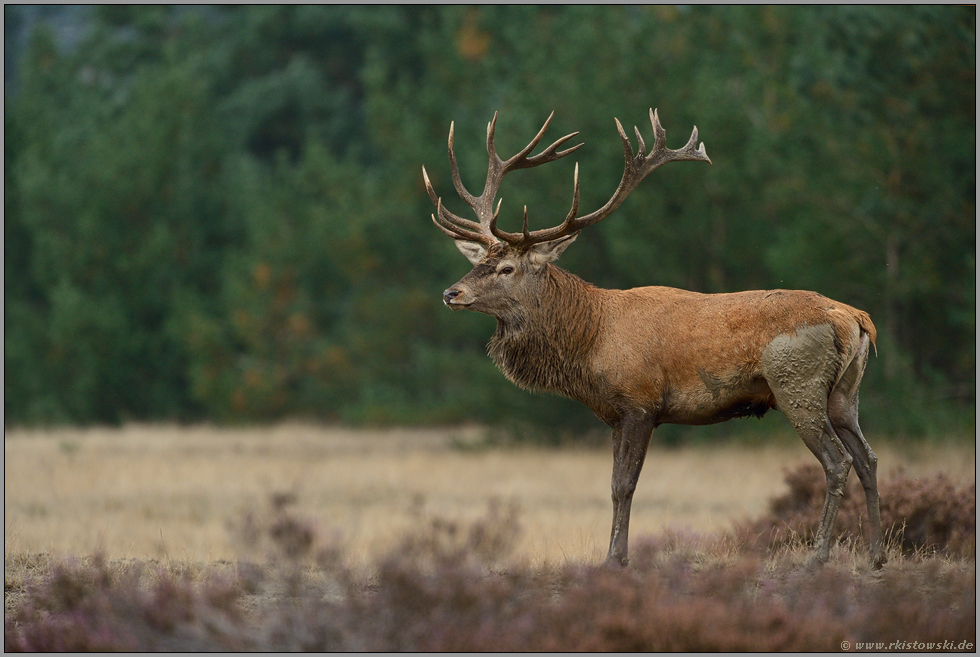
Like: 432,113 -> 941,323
590,286 -> 876,425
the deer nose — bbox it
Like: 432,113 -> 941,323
443,289 -> 461,305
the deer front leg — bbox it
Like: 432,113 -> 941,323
606,412 -> 656,567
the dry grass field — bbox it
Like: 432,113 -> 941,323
5,424 -> 975,651
4,423 -> 975,568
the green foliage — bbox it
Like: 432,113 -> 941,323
4,6 -> 975,434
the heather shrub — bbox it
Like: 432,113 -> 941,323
740,464 -> 976,558
346,517 -> 974,651
878,472 -> 976,556
6,487 -> 976,651
3,556 -> 247,651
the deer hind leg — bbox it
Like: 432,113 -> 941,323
606,411 -> 656,567
828,333 -> 885,568
762,325 -> 853,567
782,404 -> 852,567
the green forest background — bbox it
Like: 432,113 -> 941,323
4,6 -> 975,439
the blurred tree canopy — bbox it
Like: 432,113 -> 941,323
5,6 -> 975,436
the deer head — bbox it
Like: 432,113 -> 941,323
423,109 -> 711,318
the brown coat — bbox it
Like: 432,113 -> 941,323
487,265 -> 876,427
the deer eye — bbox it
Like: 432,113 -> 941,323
499,266 -> 515,275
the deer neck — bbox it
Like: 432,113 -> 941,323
488,265 -> 602,397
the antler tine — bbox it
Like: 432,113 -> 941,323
422,165 -> 439,206
650,108 -> 667,153
614,118 -> 636,166
488,198 -> 504,236
436,201 -> 493,242
431,213 -> 494,245
552,161 -> 582,231
430,197 -> 497,246
486,112 -> 499,161
567,162 -> 581,223
431,211 -> 465,240
521,132 -> 584,169
447,122 -> 478,206
634,126 -> 646,159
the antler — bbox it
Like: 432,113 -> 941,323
514,108 -> 711,247
423,112 -> 583,248
423,109 -> 710,250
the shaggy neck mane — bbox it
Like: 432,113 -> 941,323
488,265 -> 603,399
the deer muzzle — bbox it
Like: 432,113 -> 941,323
443,288 -> 466,308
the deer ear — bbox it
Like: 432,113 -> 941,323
454,239 -> 488,265
527,233 -> 578,267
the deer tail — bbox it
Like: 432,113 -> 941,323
854,309 -> 877,356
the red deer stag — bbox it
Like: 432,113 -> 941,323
423,109 -> 884,569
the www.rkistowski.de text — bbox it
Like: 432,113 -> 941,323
842,640 -> 973,651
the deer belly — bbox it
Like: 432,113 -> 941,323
660,370 -> 776,425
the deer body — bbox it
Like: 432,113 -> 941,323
425,109 -> 885,569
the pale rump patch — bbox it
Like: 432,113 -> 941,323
761,323 -> 842,403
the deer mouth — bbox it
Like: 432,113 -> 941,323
443,288 -> 472,309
